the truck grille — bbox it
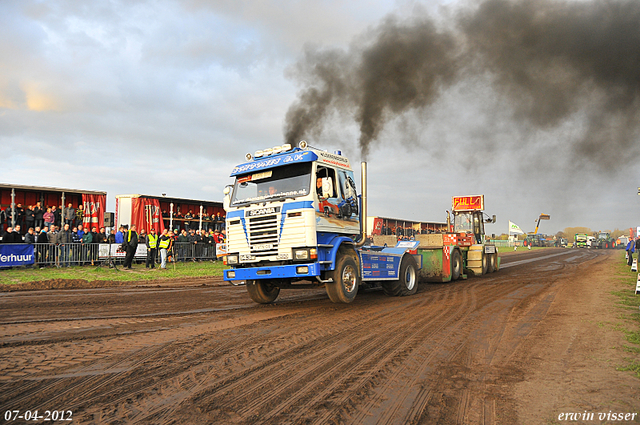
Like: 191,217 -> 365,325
248,214 -> 279,257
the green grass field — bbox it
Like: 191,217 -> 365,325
612,251 -> 640,377
0,260 -> 227,285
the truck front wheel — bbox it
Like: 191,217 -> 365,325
246,280 -> 280,304
326,254 -> 359,303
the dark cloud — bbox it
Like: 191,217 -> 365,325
284,0 -> 640,169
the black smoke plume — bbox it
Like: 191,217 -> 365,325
284,0 -> 640,167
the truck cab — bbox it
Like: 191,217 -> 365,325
452,210 -> 487,245
223,141 -> 421,304
575,233 -> 588,248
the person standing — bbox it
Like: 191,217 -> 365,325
75,204 -> 84,228
34,202 -> 44,229
76,224 -> 85,239
25,205 -> 35,231
15,204 -> 25,229
145,228 -> 158,269
64,203 -> 75,227
158,229 -> 173,269
116,226 -> 125,244
138,229 -> 147,246
36,227 -> 49,265
123,225 -> 138,269
81,227 -> 93,265
24,227 -> 36,244
43,207 -> 55,229
58,224 -> 73,267
107,229 -> 116,244
90,227 -> 99,265
626,238 -> 635,266
48,225 -> 59,265
51,205 -> 61,228
177,229 -> 189,261
71,226 -> 81,263
200,229 -> 210,259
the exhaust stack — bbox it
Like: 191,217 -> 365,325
355,161 -> 367,247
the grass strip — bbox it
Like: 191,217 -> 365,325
0,260 -> 227,285
612,251 -> 640,378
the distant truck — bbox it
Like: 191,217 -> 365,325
594,232 -> 615,249
575,233 -> 588,248
523,233 -> 548,247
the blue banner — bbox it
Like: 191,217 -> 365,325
0,244 -> 35,267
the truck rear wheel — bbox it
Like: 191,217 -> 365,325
451,250 -> 462,281
382,255 -> 418,296
487,253 -> 496,273
246,280 -> 280,304
326,253 -> 359,303
481,252 -> 488,275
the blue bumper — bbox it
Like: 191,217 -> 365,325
224,262 -> 321,281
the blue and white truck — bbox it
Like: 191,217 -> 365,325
222,141 -> 424,304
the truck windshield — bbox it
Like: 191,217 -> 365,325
231,162 -> 312,206
453,212 -> 473,233
576,235 -> 587,241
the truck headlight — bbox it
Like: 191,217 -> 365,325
227,271 -> 236,279
227,254 -> 239,265
293,248 -> 318,261
294,249 -> 309,260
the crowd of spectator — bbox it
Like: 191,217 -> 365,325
1,218 -> 226,268
0,202 -> 85,235
1,222 -> 107,267
115,225 -> 226,270
161,209 -> 225,232
0,200 -> 230,270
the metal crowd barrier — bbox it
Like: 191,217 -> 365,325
25,242 -> 220,267
33,243 -> 108,267
172,242 -> 219,262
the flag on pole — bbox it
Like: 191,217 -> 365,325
509,221 -> 525,234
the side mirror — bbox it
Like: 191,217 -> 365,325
492,215 -> 496,223
223,185 -> 232,210
322,177 -> 334,198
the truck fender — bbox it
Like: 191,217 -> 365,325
321,235 -> 357,271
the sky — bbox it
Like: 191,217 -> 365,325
1,0 -> 639,236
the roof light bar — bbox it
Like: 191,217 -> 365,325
253,144 -> 295,160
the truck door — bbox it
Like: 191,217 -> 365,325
316,166 -> 340,217
473,211 -> 484,244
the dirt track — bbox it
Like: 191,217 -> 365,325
1,249 -> 638,424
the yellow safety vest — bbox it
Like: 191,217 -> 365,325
159,237 -> 171,249
148,234 -> 158,248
